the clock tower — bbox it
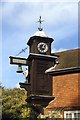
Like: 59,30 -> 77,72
9,16 -> 58,114
25,16 -> 57,107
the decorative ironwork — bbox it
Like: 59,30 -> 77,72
15,47 -> 28,56
37,16 -> 44,31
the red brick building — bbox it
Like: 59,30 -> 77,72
45,48 -> 80,119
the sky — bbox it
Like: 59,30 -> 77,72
1,0 -> 79,88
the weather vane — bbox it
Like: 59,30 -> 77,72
37,16 -> 44,31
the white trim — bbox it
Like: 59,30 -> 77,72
47,66 -> 80,73
45,65 -> 57,73
30,53 -> 58,59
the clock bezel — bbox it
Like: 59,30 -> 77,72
37,42 -> 48,53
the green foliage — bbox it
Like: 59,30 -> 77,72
38,111 -> 63,119
28,107 -> 38,120
2,87 -> 63,120
2,88 -> 30,120
0,84 -> 2,119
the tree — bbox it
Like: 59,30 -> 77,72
2,88 -> 29,120
0,82 -> 2,119
37,110 -> 63,119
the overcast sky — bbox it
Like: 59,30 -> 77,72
1,0 -> 79,88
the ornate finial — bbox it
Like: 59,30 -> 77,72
37,16 -> 44,31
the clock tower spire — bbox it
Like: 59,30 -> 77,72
27,16 -> 53,55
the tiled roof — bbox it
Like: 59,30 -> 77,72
46,97 -> 79,108
52,48 -> 80,70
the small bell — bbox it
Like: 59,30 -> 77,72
16,65 -> 23,73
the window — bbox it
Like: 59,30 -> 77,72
64,111 -> 80,120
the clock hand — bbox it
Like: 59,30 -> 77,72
43,44 -> 46,49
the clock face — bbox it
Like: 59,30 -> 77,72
37,42 -> 48,53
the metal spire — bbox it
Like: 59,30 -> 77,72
37,16 -> 44,31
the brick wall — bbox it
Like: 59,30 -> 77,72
47,73 -> 80,108
44,73 -> 80,115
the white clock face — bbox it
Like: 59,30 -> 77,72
37,42 -> 48,53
